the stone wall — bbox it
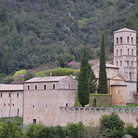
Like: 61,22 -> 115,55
58,107 -> 138,127
0,91 -> 23,117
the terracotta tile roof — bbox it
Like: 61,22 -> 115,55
25,76 -> 71,83
0,84 -> 23,91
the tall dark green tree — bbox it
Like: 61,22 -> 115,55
78,48 -> 90,107
98,34 -> 108,94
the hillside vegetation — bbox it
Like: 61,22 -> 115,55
0,0 -> 138,75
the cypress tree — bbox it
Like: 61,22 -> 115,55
78,48 -> 90,107
98,34 -> 108,94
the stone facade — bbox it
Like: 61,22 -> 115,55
23,76 -> 78,125
0,84 -> 23,117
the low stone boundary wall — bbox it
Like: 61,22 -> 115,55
58,107 -> 138,127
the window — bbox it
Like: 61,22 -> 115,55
116,37 -> 118,44
28,85 -> 30,90
9,93 -> 11,97
116,61 -> 118,66
116,50 -> 118,56
127,60 -> 129,66
17,93 -> 19,97
17,109 -> 19,115
69,85 -> 71,89
120,49 -> 122,56
33,105 -> 35,108
13,104 -> 14,106
131,61 -> 133,67
120,61 -> 122,66
132,49 -> 134,55
0,93 -> 2,98
44,84 -> 46,90
35,85 -> 37,90
33,119 -> 36,124
128,49 -> 129,55
66,103 -> 68,107
131,37 -> 133,44
53,84 -> 56,89
127,36 -> 129,43
120,37 -> 123,44
45,104 -> 47,108
129,72 -> 132,80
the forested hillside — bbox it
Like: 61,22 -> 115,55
0,0 -> 138,75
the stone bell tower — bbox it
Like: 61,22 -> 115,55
114,28 -> 137,103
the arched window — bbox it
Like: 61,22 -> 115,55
28,85 -> 30,90
120,49 -> 122,56
128,49 -> 129,55
120,61 -> 122,66
132,49 -> 133,55
131,37 -> 133,44
127,36 -> 129,43
35,85 -> 37,90
116,50 -> 118,56
116,37 -> 119,44
129,72 -> 132,80
44,84 -> 46,89
131,61 -> 133,67
53,84 -> 55,89
120,37 -> 123,44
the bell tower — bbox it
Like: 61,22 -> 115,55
114,28 -> 137,82
114,28 -> 137,103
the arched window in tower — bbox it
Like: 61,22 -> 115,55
131,37 -> 133,44
132,49 -> 134,55
128,49 -> 129,55
116,50 -> 118,56
131,61 -> 133,67
120,37 -> 123,44
120,61 -> 122,66
116,37 -> 119,45
129,72 -> 132,81
120,49 -> 122,56
127,36 -> 129,43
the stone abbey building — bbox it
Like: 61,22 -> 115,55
0,28 -> 137,126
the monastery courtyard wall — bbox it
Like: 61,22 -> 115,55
57,107 -> 138,127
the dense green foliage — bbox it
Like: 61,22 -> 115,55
0,122 -> 23,138
78,49 -> 89,107
100,112 -> 125,138
0,0 -> 138,75
98,34 -> 108,94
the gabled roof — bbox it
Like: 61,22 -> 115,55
110,74 -> 126,81
0,84 -> 23,91
24,76 -> 73,83
114,28 -> 136,33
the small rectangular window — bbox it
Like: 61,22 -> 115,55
33,119 -> 36,124
28,85 -> 30,90
17,109 -> 19,115
35,85 -> 37,90
53,84 -> 55,89
44,85 -> 46,89
0,93 -> 2,98
9,93 -> 11,97
17,93 -> 19,97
